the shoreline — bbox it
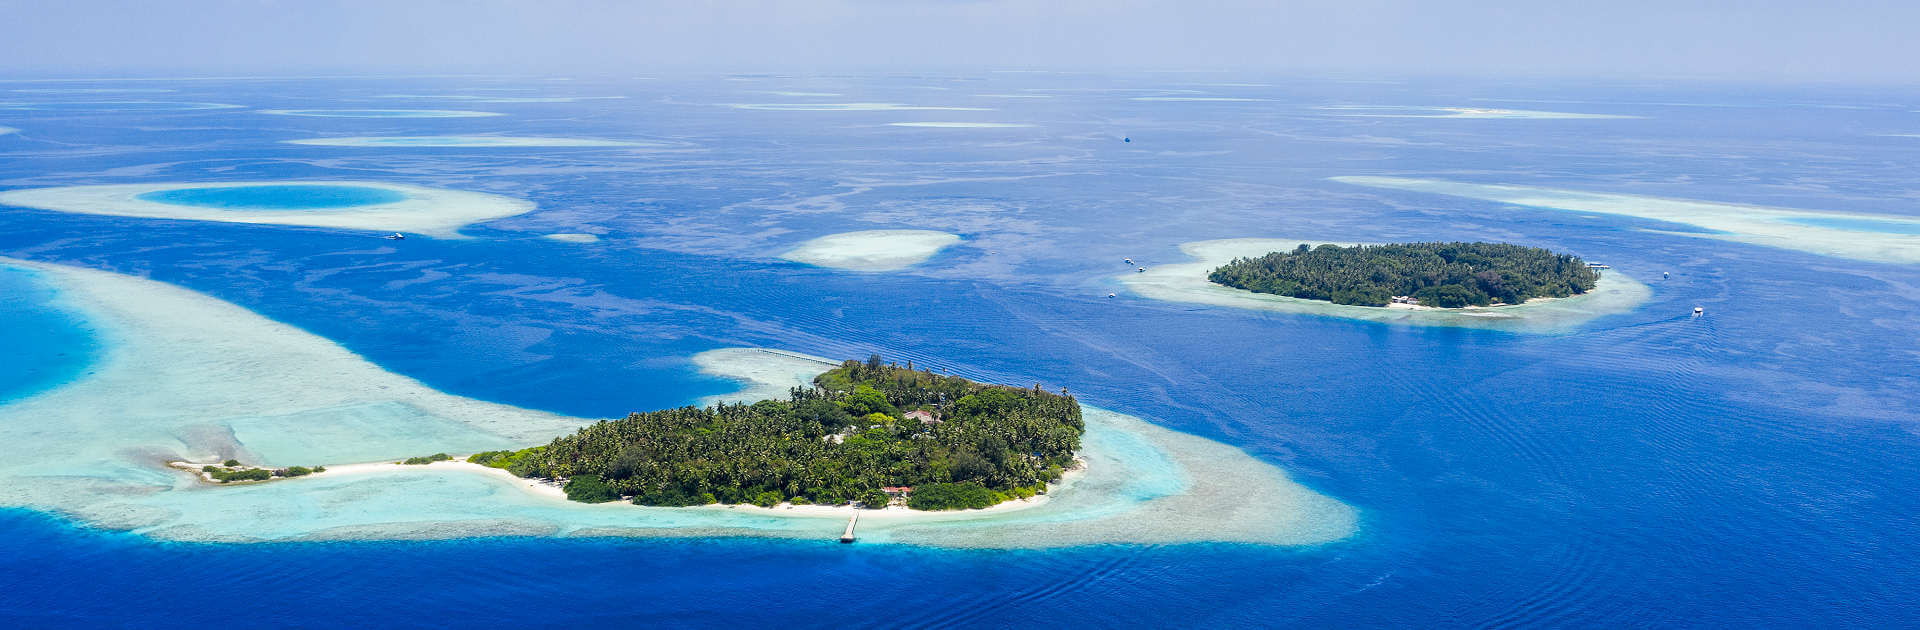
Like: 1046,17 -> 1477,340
165,455 -> 1084,519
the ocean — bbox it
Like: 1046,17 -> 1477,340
0,74 -> 1915,627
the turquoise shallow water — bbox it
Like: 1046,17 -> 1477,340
0,266 -> 96,403
136,185 -> 408,210
1783,216 -> 1920,235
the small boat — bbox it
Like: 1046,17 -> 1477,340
1136,267 -> 1147,273
1123,137 -> 1131,143
1693,306 -> 1704,316
1663,271 -> 1670,279
385,233 -> 406,240
1586,263 -> 1610,269
1124,258 -> 1134,265
1107,293 -> 1116,298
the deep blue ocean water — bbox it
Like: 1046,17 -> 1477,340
135,184 -> 408,210
2,75 -> 1917,628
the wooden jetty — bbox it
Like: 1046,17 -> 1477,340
840,512 -> 859,543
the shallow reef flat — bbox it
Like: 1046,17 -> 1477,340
1333,176 -> 1920,264
0,259 -> 1355,548
283,135 -> 660,148
0,180 -> 533,238
1122,238 -> 1650,333
779,229 -> 962,271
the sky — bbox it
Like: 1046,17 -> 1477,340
2,0 -> 1916,83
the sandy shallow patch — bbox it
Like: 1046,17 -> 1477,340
1333,176 -> 1920,265
0,260 -> 1356,548
0,180 -> 533,238
1121,238 -> 1650,333
780,229 -> 962,271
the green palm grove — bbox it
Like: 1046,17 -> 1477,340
472,356 -> 1083,511
1208,241 -> 1600,307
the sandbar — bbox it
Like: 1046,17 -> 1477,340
1332,176 -> 1920,265
779,229 -> 962,271
0,180 -> 533,238
1121,238 -> 1649,333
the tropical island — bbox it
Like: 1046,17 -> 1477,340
469,356 -> 1084,511
1206,241 -> 1599,308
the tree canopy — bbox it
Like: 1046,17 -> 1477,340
484,359 -> 1083,510
1207,242 -> 1599,307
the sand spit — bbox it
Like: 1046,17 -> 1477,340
1333,176 -> 1920,265
0,180 -> 533,238
779,229 -> 962,271
1121,238 -> 1650,333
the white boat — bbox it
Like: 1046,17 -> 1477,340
1693,306 -> 1704,316
385,232 -> 406,240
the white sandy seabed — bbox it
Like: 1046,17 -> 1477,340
780,229 -> 963,271
1123,238 -> 1651,333
0,258 -> 1357,548
1333,176 -> 1920,265
0,181 -> 533,238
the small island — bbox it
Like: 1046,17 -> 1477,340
471,356 -> 1084,511
1207,241 -> 1599,308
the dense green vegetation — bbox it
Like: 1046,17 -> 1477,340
1208,242 -> 1600,308
199,462 -> 326,483
402,453 -> 453,465
484,356 -> 1083,510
